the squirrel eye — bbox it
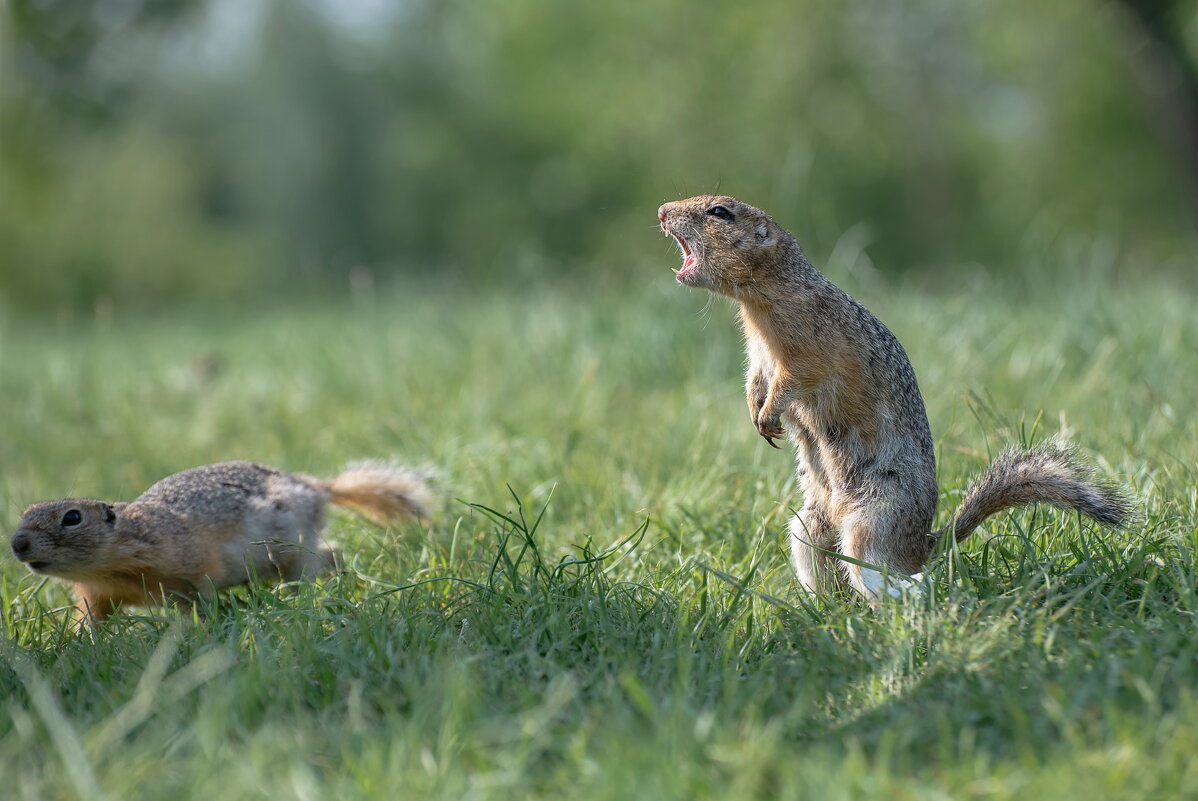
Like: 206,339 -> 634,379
707,205 -> 734,221
61,510 -> 82,527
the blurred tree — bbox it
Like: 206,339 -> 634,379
0,0 -> 1194,314
1,0 -> 254,313
7,0 -> 204,122
1110,0 -> 1198,215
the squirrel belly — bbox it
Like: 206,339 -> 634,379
10,460 -> 433,621
659,195 -> 1128,599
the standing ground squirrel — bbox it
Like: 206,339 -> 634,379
10,460 -> 433,620
658,195 -> 1128,599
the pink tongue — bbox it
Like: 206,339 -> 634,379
683,254 -> 696,269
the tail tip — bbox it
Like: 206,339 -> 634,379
328,460 -> 438,526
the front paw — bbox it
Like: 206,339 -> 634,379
755,408 -> 785,448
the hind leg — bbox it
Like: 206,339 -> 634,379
243,499 -> 333,582
838,505 -> 930,601
293,542 -> 339,579
292,512 -> 338,579
788,504 -> 841,594
264,539 -> 337,582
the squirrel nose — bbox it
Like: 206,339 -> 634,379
658,205 -> 669,223
11,532 -> 31,559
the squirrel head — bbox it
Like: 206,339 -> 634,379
10,499 -> 120,579
657,196 -> 793,296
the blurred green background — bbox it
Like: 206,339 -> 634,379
4,7 -> 1198,799
3,0 -> 1197,315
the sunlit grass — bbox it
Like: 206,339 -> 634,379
1,274 -> 1195,800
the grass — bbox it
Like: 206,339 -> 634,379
0,270 -> 1195,800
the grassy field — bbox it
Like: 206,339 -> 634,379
1,271 -> 1195,800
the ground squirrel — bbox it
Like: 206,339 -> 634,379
657,195 -> 1128,599
10,460 -> 433,620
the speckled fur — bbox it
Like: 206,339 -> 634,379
11,460 -> 433,621
658,195 -> 1128,598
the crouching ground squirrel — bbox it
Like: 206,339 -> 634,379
10,460 -> 433,621
658,195 -> 1128,600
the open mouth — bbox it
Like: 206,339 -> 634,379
662,225 -> 698,283
26,561 -> 49,572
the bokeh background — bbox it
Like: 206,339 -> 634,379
2,0 -> 1196,316
4,6 -> 1198,799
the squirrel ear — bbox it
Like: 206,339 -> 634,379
755,222 -> 773,243
104,504 -> 117,523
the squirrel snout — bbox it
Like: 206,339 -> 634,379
658,205 -> 669,223
10,531 -> 31,560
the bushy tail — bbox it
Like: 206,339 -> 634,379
936,441 -> 1129,542
323,461 -> 435,526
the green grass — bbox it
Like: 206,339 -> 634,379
1,273 -> 1195,800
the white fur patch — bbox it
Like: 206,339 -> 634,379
787,514 -> 823,594
859,567 -> 923,600
859,567 -> 901,599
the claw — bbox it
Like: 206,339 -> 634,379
755,411 -> 785,448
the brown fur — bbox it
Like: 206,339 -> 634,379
10,460 -> 433,621
325,461 -> 434,524
658,195 -> 1129,598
